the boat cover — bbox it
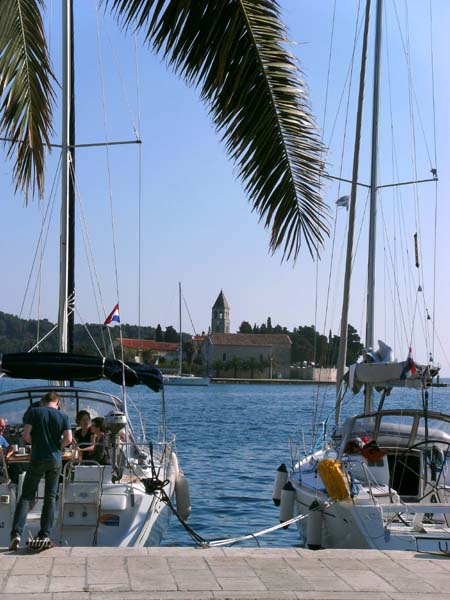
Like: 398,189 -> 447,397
348,360 -> 438,393
0,352 -> 163,392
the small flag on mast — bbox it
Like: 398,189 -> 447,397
400,347 -> 417,379
104,304 -> 120,327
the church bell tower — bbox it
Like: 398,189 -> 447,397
211,290 -> 230,333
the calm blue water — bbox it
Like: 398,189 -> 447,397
1,379 -> 449,547
129,381 -> 450,547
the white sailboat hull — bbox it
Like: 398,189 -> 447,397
0,385 -> 182,549
290,411 -> 450,553
0,456 -> 177,548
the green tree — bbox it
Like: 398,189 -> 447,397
155,324 -> 163,341
183,340 -> 196,369
226,356 -> 242,378
238,321 -> 252,334
212,360 -> 225,378
1,0 -> 327,259
164,326 -> 178,343
243,357 -> 259,379
346,324 -> 364,365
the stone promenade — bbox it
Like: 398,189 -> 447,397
0,546 -> 449,600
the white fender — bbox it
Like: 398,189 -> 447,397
306,499 -> 322,549
175,472 -> 191,521
171,451 -> 181,476
279,481 -> 295,527
273,463 -> 288,506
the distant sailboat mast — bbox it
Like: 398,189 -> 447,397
178,282 -> 182,377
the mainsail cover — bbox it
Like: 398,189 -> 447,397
347,360 -> 439,393
0,353 -> 163,392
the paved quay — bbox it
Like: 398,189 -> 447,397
0,546 -> 449,600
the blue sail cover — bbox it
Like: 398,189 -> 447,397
0,353 -> 163,392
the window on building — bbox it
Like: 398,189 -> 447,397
260,354 -> 263,362
223,353 -> 227,361
219,312 -> 223,319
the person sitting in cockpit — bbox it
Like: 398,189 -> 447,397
89,418 -> 111,465
74,410 -> 95,458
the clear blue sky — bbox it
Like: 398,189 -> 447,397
1,1 -> 449,372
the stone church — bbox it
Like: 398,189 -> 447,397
198,291 -> 292,378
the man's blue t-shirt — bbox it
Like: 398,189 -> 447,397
24,407 -> 70,461
0,435 -> 8,449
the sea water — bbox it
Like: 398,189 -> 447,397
127,381 -> 450,547
1,379 -> 449,547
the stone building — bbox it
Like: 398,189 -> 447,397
202,332 -> 292,378
211,290 -> 230,333
200,291 -> 292,378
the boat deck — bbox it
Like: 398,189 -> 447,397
1,546 -> 449,599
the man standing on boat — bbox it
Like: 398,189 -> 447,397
9,392 -> 72,551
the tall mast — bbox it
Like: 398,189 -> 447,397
335,0 -> 372,424
178,282 -> 182,376
59,0 -> 75,353
364,0 -> 383,413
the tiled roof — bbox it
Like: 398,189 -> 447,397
212,290 -> 230,310
208,333 -> 291,346
117,338 -> 178,351
192,335 -> 207,343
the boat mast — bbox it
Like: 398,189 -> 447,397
178,282 -> 182,376
364,0 -> 383,413
59,0 -> 76,354
335,0 -> 372,424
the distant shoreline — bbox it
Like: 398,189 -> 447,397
210,378 -> 450,387
210,377 -> 335,385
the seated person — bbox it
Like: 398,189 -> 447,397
0,418 -> 14,460
73,410 -> 94,457
89,418 -> 111,465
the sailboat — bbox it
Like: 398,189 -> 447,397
0,0 -> 187,547
274,0 -> 450,552
163,282 -> 209,387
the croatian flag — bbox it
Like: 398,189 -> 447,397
401,347 -> 417,379
104,304 -> 120,327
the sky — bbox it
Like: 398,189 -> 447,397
1,1 -> 450,372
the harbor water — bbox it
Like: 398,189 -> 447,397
1,379 -> 449,547
129,381 -> 450,547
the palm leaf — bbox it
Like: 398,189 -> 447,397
107,0 -> 329,259
0,0 -> 55,199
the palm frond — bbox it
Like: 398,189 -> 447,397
0,0 -> 55,199
107,0 -> 329,259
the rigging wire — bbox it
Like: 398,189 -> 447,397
95,6 -> 123,359
70,163 -> 110,355
135,35 -> 143,353
182,293 -> 199,338
311,0 -> 364,441
74,306 -> 103,356
19,156 -> 61,320
429,0 -> 438,365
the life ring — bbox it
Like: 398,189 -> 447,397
317,458 -> 351,501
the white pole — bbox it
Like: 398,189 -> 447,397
365,0 -> 383,413
58,0 -> 71,353
335,0 -> 372,424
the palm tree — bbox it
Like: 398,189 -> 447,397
212,359 -> 225,378
1,0 -> 328,259
226,356 -> 242,379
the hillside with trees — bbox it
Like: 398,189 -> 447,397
0,311 -> 364,372
0,311 -> 175,355
238,318 -> 363,367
